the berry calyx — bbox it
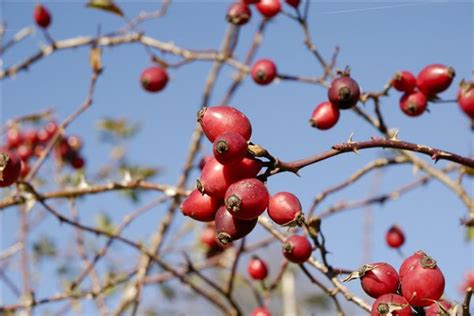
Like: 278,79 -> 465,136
400,255 -> 445,307
180,189 -> 221,222
247,256 -> 269,280
198,106 -> 252,142
267,192 -> 304,227
226,2 -> 251,25
251,59 -> 277,85
140,66 -> 169,93
309,101 -> 340,130
399,91 -> 428,117
457,80 -> 474,120
371,294 -> 411,316
34,4 -> 51,28
392,71 -> 416,93
213,131 -> 248,165
327,72 -> 361,110
282,235 -> 312,263
417,64 -> 455,96
224,178 -> 269,220
385,225 -> 405,249
256,0 -> 281,18
0,150 -> 22,187
215,206 -> 258,245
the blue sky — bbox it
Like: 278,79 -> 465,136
1,1 -> 473,315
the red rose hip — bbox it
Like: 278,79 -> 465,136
392,71 -> 416,93
180,189 -> 221,222
351,263 -> 400,299
213,131 -> 248,165
6,128 -> 23,148
225,178 -> 269,220
224,156 -> 262,179
197,157 -> 236,199
243,0 -> 261,4
385,225 -> 405,249
248,256 -> 269,280
328,73 -> 361,110
285,0 -> 300,8
425,300 -> 453,316
256,0 -> 281,18
457,81 -> 474,120
417,64 -> 455,96
34,4 -> 51,28
198,106 -> 252,142
399,250 -> 427,280
309,101 -> 340,130
268,192 -> 304,227
400,91 -> 427,117
251,59 -> 277,85
400,255 -> 445,307
251,307 -> 271,316
0,150 -> 22,187
215,206 -> 258,245
226,2 -> 251,25
282,235 -> 312,263
140,66 -> 169,93
371,293 -> 411,316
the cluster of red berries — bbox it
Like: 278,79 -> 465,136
226,0 -> 299,27
180,106 -> 314,261
0,121 -> 86,188
392,64 -> 456,117
34,3 -> 51,29
310,70 -> 361,130
344,250 -> 454,315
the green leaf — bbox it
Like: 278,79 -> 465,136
86,0 -> 124,17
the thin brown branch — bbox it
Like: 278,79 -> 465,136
463,287 -> 473,316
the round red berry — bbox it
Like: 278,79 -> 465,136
251,307 -> 271,316
140,66 -> 169,93
359,263 -> 400,299
392,71 -> 416,93
34,4 -> 51,28
200,225 -> 221,250
399,250 -> 426,280
371,293 -> 411,316
328,74 -> 361,110
267,192 -> 304,227
45,121 -> 58,138
197,157 -> 237,199
0,150 -> 22,187
213,131 -> 248,165
385,225 -> 405,249
457,81 -> 474,120
6,128 -> 23,148
425,300 -> 453,316
225,178 -> 269,220
70,155 -> 85,169
215,206 -> 257,245
198,106 -> 252,142
180,189 -> 221,222
282,235 -> 312,263
417,64 -> 455,96
248,256 -> 269,280
243,0 -> 261,4
199,155 -> 213,170
399,91 -> 427,117
309,101 -> 340,130
17,144 -> 34,161
224,156 -> 262,179
251,59 -> 277,85
256,0 -> 281,18
226,2 -> 251,25
24,129 -> 39,145
400,255 -> 445,307
285,0 -> 300,8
